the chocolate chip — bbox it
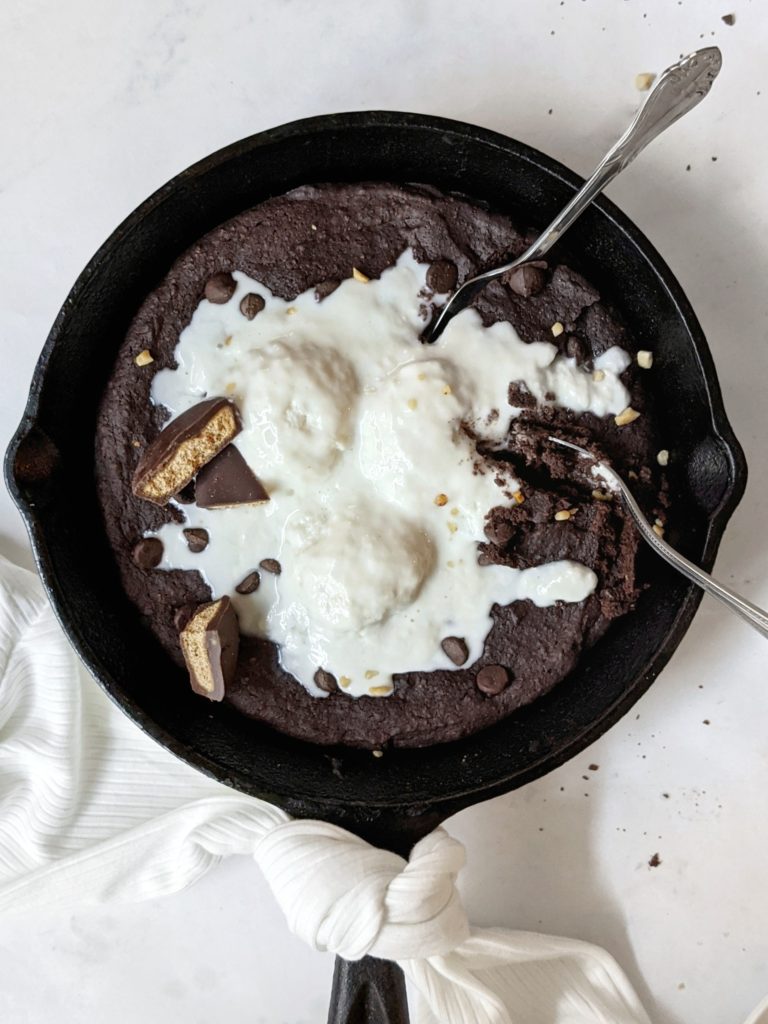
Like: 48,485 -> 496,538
132,537 -> 163,569
476,664 -> 509,695
426,260 -> 458,293
183,528 -> 209,553
175,481 -> 196,504
314,279 -> 341,301
565,335 -> 588,363
259,558 -> 282,575
314,668 -> 338,693
239,292 -> 265,319
235,571 -> 261,595
173,604 -> 196,632
503,264 -> 546,297
204,272 -> 237,304
721,13 -> 735,25
441,636 -> 469,666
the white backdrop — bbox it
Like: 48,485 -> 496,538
1,1 -> 767,1022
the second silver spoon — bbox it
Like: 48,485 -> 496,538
422,46 -> 722,344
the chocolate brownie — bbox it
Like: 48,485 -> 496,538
95,183 -> 666,748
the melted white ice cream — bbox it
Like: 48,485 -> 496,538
150,251 -> 629,697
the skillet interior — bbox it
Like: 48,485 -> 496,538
5,111 -> 746,842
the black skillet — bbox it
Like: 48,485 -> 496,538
5,112 -> 746,1022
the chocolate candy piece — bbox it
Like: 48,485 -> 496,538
240,293 -> 265,319
476,664 -> 509,695
195,444 -> 270,509
179,595 -> 239,701
205,272 -> 237,304
314,279 -> 340,301
235,571 -> 261,595
259,558 -> 281,575
503,264 -> 546,297
426,260 -> 458,293
132,537 -> 163,569
132,398 -> 241,506
441,636 -> 469,666
314,668 -> 338,693
565,335 -> 588,364
183,528 -> 209,553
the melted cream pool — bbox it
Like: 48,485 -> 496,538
150,251 -> 630,697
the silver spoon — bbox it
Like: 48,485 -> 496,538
423,46 -> 722,344
549,436 -> 768,640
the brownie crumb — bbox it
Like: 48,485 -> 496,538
649,852 -> 661,868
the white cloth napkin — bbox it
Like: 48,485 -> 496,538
0,554 -> 676,1022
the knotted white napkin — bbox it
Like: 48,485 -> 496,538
0,553 -> 659,1022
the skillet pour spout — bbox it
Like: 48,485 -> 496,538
4,111 -> 747,1024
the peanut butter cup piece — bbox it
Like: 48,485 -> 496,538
179,596 -> 239,701
195,444 -> 269,509
132,398 -> 241,506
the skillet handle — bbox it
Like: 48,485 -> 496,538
327,954 -> 410,1024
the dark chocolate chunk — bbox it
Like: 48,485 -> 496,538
179,595 -> 239,701
314,279 -> 341,301
503,264 -> 546,297
173,604 -> 196,632
132,537 -> 163,569
426,260 -> 458,293
175,481 -> 196,504
476,664 -> 509,695
235,571 -> 261,595
565,335 -> 588,363
183,528 -> 209,553
240,292 -> 265,319
132,398 -> 241,505
314,668 -> 339,693
441,636 -> 469,666
204,272 -> 237,304
259,558 -> 282,575
195,444 -> 270,509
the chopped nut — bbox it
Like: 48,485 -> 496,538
407,398 -> 418,411
447,521 -> 458,533
434,493 -> 449,507
352,267 -> 370,283
286,306 -> 298,316
369,684 -> 393,696
628,469 -> 639,480
592,489 -> 612,501
657,449 -> 669,466
654,517 -> 664,528
637,350 -> 654,369
441,384 -> 452,396
652,523 -> 665,538
592,369 -> 606,382
225,382 -> 237,395
310,224 -> 317,231
372,749 -> 384,758
635,72 -> 656,91
223,335 -> 233,347
339,675 -> 352,688
615,407 -> 641,427
417,372 -> 427,381
132,439 -> 141,448
364,669 -> 379,679
450,507 -> 460,516
513,490 -> 525,505
551,321 -> 565,337
446,560 -> 455,568
554,509 -> 573,522
135,349 -> 154,367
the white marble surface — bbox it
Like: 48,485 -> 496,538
1,0 -> 767,1021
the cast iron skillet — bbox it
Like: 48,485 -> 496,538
5,112 -> 746,1022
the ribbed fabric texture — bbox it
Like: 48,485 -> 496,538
0,555 -> 660,1023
